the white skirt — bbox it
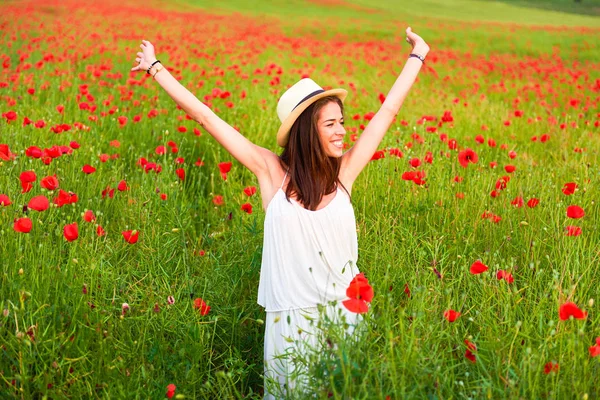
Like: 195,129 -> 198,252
263,303 -> 363,399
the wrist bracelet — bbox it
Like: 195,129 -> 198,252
409,53 -> 425,63
147,60 -> 161,75
152,63 -> 164,78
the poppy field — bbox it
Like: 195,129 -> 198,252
1,0 -> 600,398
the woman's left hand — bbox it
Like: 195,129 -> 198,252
405,27 -> 429,56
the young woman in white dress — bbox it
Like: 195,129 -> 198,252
132,27 -> 429,398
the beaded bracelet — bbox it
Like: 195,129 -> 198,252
146,60 -> 161,75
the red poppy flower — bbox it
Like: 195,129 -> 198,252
565,226 -> 582,236
470,260 -> 488,274
97,226 -> 106,237
496,270 -> 514,283
409,157 -> 421,168
464,340 -> 477,363
589,338 -> 600,357
155,145 -> 166,155
511,197 -> 523,208
102,187 -> 115,199
218,162 -> 232,180
25,146 -> 43,158
0,144 -> 16,161
243,186 -> 257,197
14,217 -> 32,233
166,384 -> 177,399
559,302 -> 587,321
504,165 -> 516,173
562,182 -> 577,195
527,198 -> 540,208
544,361 -> 559,374
241,203 -> 253,214
54,190 -> 78,207
63,223 -> 78,242
82,165 -> 96,174
566,205 -> 584,219
458,148 -> 478,168
2,111 -> 17,122
508,150 -> 517,159
342,273 -> 373,314
122,230 -> 139,244
175,168 -> 185,181
117,180 -> 129,191
389,148 -> 403,157
84,210 -> 96,223
40,175 -> 59,190
213,195 -> 224,206
443,309 -> 461,322
370,150 -> 385,161
28,195 -> 49,212
193,298 -> 211,316
0,194 -> 12,206
19,171 -> 37,193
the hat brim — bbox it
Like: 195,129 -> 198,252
276,89 -> 348,148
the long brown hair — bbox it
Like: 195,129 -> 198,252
279,96 -> 350,211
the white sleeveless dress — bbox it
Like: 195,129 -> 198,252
258,171 -> 362,398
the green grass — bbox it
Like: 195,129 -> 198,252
172,0 -> 600,26
488,0 -> 600,16
0,0 -> 599,398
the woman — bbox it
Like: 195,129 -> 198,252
132,27 -> 429,398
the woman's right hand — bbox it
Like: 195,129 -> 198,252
405,27 -> 429,57
131,40 -> 158,73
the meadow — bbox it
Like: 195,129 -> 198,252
1,0 -> 599,398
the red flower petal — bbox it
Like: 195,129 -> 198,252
122,230 -> 139,244
566,205 -> 585,219
63,223 -> 78,242
28,195 -> 49,212
443,309 -> 461,322
342,298 -> 369,314
559,302 -> 587,321
193,298 -> 211,316
14,217 -> 32,233
470,260 -> 488,274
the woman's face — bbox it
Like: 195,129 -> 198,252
316,101 -> 346,158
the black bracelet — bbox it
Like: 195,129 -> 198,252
409,53 -> 425,63
147,60 -> 161,75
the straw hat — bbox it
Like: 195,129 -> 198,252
276,78 -> 347,147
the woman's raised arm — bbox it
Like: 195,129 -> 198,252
340,27 -> 429,187
131,40 -> 271,180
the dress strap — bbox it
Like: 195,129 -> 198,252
279,170 -> 288,189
